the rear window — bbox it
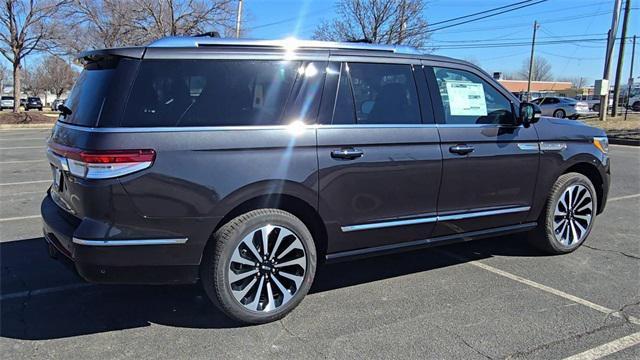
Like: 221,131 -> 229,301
60,57 -> 138,127
121,60 -> 304,127
1,96 -> 13,100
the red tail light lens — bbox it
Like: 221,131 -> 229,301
48,143 -> 156,179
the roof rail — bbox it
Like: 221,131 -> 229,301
147,36 -> 423,55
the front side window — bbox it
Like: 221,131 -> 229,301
122,60 -> 302,127
432,67 -> 514,125
332,63 -> 421,125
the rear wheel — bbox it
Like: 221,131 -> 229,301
530,173 -> 597,254
632,101 -> 640,111
553,109 -> 565,118
592,103 -> 600,113
201,209 -> 317,324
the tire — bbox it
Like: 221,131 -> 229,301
530,172 -> 597,254
553,109 -> 565,118
201,209 -> 317,324
592,104 -> 600,113
632,101 -> 640,111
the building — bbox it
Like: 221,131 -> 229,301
498,79 -> 574,100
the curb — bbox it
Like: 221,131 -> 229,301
609,137 -> 640,146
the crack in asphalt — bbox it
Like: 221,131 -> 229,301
278,320 -> 328,359
4,265 -> 33,339
604,300 -> 640,326
582,244 -> 640,260
504,321 -> 627,359
436,324 -> 494,360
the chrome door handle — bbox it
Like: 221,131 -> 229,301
449,144 -> 475,155
331,148 -> 364,160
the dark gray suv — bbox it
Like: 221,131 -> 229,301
42,37 -> 610,324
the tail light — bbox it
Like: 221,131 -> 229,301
48,143 -> 155,179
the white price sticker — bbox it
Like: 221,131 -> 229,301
445,81 -> 487,116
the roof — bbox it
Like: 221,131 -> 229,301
77,36 -> 464,65
498,80 -> 573,92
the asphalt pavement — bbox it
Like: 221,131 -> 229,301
0,128 -> 638,359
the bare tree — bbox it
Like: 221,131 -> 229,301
312,0 -> 430,48
66,0 -> 236,51
518,56 -> 553,82
0,62 -> 8,92
0,0 -> 70,112
557,76 -> 588,89
21,65 -> 45,97
36,55 -> 78,98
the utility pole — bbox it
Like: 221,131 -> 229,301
599,0 -> 622,121
235,0 -> 243,38
612,0 -> 631,117
624,35 -> 636,121
526,20 -> 538,102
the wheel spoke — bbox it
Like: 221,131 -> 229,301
276,239 -> 304,260
231,250 -> 255,267
269,228 -> 293,260
229,268 -> 258,284
271,275 -> 293,304
242,233 -> 262,262
274,256 -> 306,269
264,281 -> 276,312
573,219 -> 587,238
569,220 -> 579,245
232,277 -> 257,302
278,270 -> 304,288
261,226 -> 272,258
247,276 -> 265,311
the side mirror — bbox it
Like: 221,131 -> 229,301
518,102 -> 541,127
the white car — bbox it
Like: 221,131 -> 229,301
531,97 -> 590,119
0,96 -> 14,110
575,94 -> 613,112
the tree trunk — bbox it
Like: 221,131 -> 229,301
12,61 -> 20,113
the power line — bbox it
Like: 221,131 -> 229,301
427,0 -> 547,32
430,32 -> 607,44
430,37 -> 631,50
429,0 -> 537,26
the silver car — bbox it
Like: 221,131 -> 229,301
0,96 -> 14,110
531,96 -> 590,119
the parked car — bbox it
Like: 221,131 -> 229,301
19,98 -> 26,108
628,88 -> 640,111
531,96 -> 589,119
24,96 -> 43,111
0,96 -> 14,110
51,98 -> 65,112
43,37 -> 610,324
574,94 -> 613,112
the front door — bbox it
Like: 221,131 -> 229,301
318,61 -> 441,255
425,64 -> 539,236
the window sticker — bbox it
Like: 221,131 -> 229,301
445,81 -> 488,116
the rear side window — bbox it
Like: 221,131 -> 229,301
432,67 -> 514,125
62,57 -> 138,127
122,60 -> 303,127
346,63 -> 421,124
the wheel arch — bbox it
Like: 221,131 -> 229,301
208,182 -> 327,262
561,161 -> 605,214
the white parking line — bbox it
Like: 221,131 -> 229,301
0,180 -> 50,186
438,250 -> 640,325
0,283 -> 93,301
0,159 -> 44,164
0,146 -> 43,150
0,215 -> 41,222
608,194 -> 640,202
562,331 -> 640,360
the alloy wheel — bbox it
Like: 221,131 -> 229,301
227,224 -> 307,312
553,184 -> 593,246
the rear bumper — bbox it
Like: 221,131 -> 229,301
41,194 -> 200,284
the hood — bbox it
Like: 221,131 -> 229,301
534,116 -> 606,142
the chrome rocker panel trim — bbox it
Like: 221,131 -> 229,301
72,237 -> 188,246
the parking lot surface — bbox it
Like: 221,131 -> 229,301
0,128 -> 638,359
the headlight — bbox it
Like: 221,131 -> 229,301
593,136 -> 609,154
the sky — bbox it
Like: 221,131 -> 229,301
243,0 -> 639,86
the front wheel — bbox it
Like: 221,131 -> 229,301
201,209 -> 317,324
592,104 -> 600,113
530,173 -> 597,254
553,109 -> 565,118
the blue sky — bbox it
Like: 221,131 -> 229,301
244,0 -> 639,85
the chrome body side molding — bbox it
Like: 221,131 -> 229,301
72,237 -> 188,246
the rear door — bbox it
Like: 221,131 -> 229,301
424,63 -> 539,236
317,59 -> 441,255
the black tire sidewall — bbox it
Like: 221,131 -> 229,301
204,209 -> 317,324
543,173 -> 597,253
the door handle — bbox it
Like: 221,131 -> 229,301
449,144 -> 475,155
331,148 -> 364,160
